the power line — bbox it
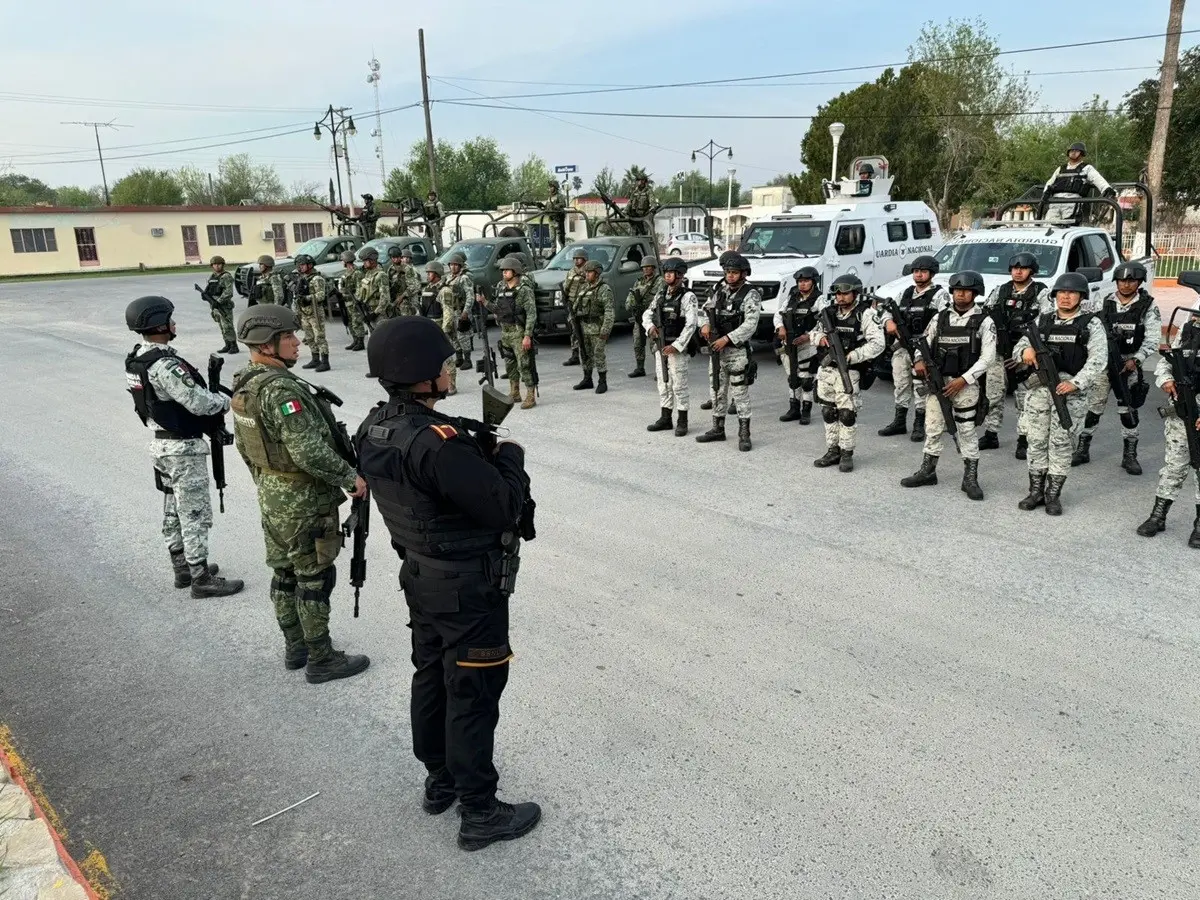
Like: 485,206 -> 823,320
0,91 -> 324,115
2,120 -> 318,160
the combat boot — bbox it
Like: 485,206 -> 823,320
1017,470 -> 1047,511
737,419 -> 752,452
457,799 -> 542,852
838,449 -> 855,472
695,417 -> 726,443
901,454 -> 939,488
595,372 -> 608,394
1014,434 -> 1028,460
674,410 -> 689,437
305,648 -> 371,684
283,625 -> 308,671
459,353 -> 472,370
562,349 -> 580,366
189,561 -> 244,599
521,387 -> 536,410
1190,505 -> 1200,548
878,405 -> 908,437
345,336 -> 360,351
909,410 -> 926,442
813,446 -> 841,468
170,549 -> 218,588
573,370 -> 594,391
1043,473 -> 1067,516
1136,497 -> 1172,537
700,399 -> 714,411
302,354 -> 320,369
978,430 -> 1000,450
314,353 -> 330,373
799,401 -> 812,425
422,769 -> 457,815
216,342 -> 230,354
647,407 -> 673,432
225,341 -> 239,354
961,458 -> 984,501
780,399 -> 801,422
627,364 -> 646,378
509,379 -> 521,402
1071,433 -> 1092,466
1121,437 -> 1142,475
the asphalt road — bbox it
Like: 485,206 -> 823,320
0,274 -> 1197,899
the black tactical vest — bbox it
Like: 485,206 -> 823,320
658,286 -> 689,342
1101,290 -> 1154,355
125,345 -> 214,438
898,284 -> 941,334
357,402 -> 501,559
206,272 -> 223,295
1048,164 -> 1091,195
492,284 -> 524,327
419,283 -> 442,318
782,288 -> 819,336
1039,312 -> 1095,376
1179,320 -> 1200,388
932,308 -> 985,378
712,283 -> 751,332
991,280 -> 1047,348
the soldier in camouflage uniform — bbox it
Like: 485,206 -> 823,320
338,249 -> 367,352
1073,261 -> 1162,475
571,260 -> 615,395
252,255 -> 285,307
1136,309 -> 1200,547
546,179 -> 567,251
643,256 -> 698,436
231,304 -> 370,683
422,190 -> 447,251
419,261 -> 462,395
357,247 -> 389,352
124,296 -> 244,598
483,256 -> 538,409
561,247 -> 589,366
810,274 -> 886,472
446,251 -> 475,370
625,173 -> 653,236
207,255 -> 238,354
625,257 -> 663,378
696,253 -> 762,451
1013,272 -> 1107,516
290,253 -> 330,372
389,247 -> 423,317
774,266 -> 825,424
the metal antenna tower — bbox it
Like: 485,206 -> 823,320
367,56 -> 386,189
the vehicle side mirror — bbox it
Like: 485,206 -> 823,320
619,260 -> 639,273
326,252 -> 338,262
1077,266 -> 1103,284
901,263 -> 913,276
1178,270 -> 1200,293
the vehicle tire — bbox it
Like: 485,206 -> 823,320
670,249 -> 682,256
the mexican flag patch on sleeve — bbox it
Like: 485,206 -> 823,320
280,399 -> 303,416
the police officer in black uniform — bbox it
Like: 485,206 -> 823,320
775,266 -> 823,424
355,316 -> 540,852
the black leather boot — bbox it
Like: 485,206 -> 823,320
1190,505 -> 1200,548
422,768 -> 457,815
813,446 -> 841,468
695,417 -> 726,443
572,369 -> 594,390
627,364 -> 646,378
961,458 -> 984,501
283,625 -> 308,671
674,410 -> 688,437
595,372 -> 608,394
780,399 -> 801,422
838,449 -> 855,472
1018,470 -> 1046,510
799,401 -> 812,425
189,560 -> 244,598
457,799 -> 542,851
1136,496 -> 1172,537
305,647 -> 371,684
909,410 -> 926,442
1121,437 -> 1142,475
878,405 -> 908,436
1071,433 -> 1092,466
314,353 -> 330,372
302,354 -> 320,369
737,419 -> 751,452
901,453 -> 939,488
170,549 -> 218,588
700,399 -> 713,410
1014,434 -> 1028,460
1044,474 -> 1066,516
562,349 -> 580,366
978,430 -> 1000,450
647,407 -> 672,432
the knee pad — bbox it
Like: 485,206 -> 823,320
271,567 -> 297,595
298,566 -> 336,605
821,404 -> 839,424
1084,411 -> 1102,429
839,408 -> 857,427
1120,411 -> 1138,430
800,376 -> 815,392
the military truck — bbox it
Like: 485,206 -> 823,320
531,235 -> 658,337
233,233 -> 364,298
436,235 -> 541,301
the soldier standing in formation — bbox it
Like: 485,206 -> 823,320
339,249 -> 368,352
357,247 -> 389,347
643,256 -> 698,436
696,253 -> 761,451
1073,261 -> 1161,475
291,254 -> 330,372
546,179 -> 567,251
775,266 -> 824,425
900,271 -> 997,500
1137,309 -> 1200,546
482,257 -> 539,409
355,317 -> 539,851
561,247 -> 589,367
1013,272 -> 1107,516
1042,142 -> 1114,224
253,255 -> 285,307
124,296 -> 244,598
877,255 -> 949,442
423,190 -> 446,251
419,261 -> 461,395
625,256 -> 663,379
231,305 -> 370,682
445,251 -> 475,371
207,255 -> 238,354
625,173 -> 653,236
980,252 -> 1051,458
811,274 -> 886,472
571,260 -> 615,395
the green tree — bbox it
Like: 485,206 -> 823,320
1126,46 -> 1200,211
384,137 -> 511,210
174,165 -> 211,204
509,153 -> 553,201
618,164 -> 651,197
53,185 -> 104,207
591,166 -> 620,197
214,153 -> 285,204
286,179 -> 322,204
110,168 -> 184,206
0,173 -> 56,206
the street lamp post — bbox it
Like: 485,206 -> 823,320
314,105 -> 357,212
691,139 -> 732,231
828,122 -> 845,183
726,167 -> 736,241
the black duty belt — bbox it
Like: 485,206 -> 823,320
405,550 -> 490,574
154,429 -> 201,440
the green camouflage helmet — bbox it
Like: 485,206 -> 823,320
640,256 -> 658,270
294,253 -> 315,266
426,260 -> 446,276
209,255 -> 225,266
584,260 -> 603,274
340,250 -> 357,263
400,248 -> 414,259
257,254 -> 275,268
448,251 -> 467,265
360,247 -> 380,261
387,245 -> 404,258
499,255 -> 525,275
571,247 -> 589,261
237,304 -> 300,344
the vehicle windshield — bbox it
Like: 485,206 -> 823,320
738,222 -> 830,256
934,241 -> 1063,276
545,243 -> 617,270
439,242 -> 496,267
293,239 -> 327,259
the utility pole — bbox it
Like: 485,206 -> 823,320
367,57 -> 387,191
418,28 -> 439,195
63,120 -> 129,206
340,115 -> 356,217
1147,0 -> 1186,234
314,106 -> 355,211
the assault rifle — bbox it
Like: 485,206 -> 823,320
703,295 -> 724,402
781,306 -> 802,392
193,283 -> 217,308
326,284 -> 351,334
652,295 -> 670,386
818,305 -> 854,394
912,335 -> 958,437
341,492 -> 369,618
1104,331 -> 1142,427
1162,305 -> 1200,469
207,354 -> 234,513
1023,321 -> 1073,430
472,289 -> 499,386
880,298 -> 917,356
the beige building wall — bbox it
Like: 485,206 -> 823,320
0,205 -> 338,276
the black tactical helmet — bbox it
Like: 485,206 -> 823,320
362,193 -> 373,202
448,251 -> 467,265
387,245 -> 403,258
499,255 -> 525,275
360,247 -> 380,261
717,250 -> 739,268
340,250 -> 357,263
367,317 -> 454,384
640,256 -> 658,270
426,260 -> 445,277
295,254 -> 314,266
661,257 -> 688,275
548,179 -> 559,188
1068,142 -> 1087,155
1052,272 -> 1090,296
1009,252 -> 1039,273
948,270 -> 985,295
515,251 -> 532,269
237,304 -> 300,344
859,163 -> 875,176
1113,261 -> 1148,283
126,296 -> 174,333
722,253 -> 751,274
571,247 -> 589,261
793,265 -> 821,287
583,260 -> 603,274
910,254 -> 939,275
831,274 -> 863,294
210,255 -> 225,266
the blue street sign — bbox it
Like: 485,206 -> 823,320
554,164 -> 577,174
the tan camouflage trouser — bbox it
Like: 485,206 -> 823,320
653,349 -> 690,412
1021,383 -> 1086,476
298,301 -> 328,355
923,383 -> 981,460
981,358 -> 1031,436
817,365 -> 862,450
1081,365 -> 1142,439
782,349 -> 818,403
708,346 -> 752,419
1154,413 -> 1200,502
156,452 -> 212,565
891,346 -> 927,409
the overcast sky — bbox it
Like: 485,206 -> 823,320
1,0 -> 1194,197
